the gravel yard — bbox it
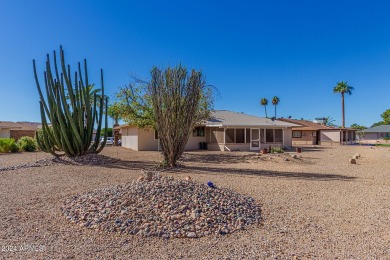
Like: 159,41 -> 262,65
0,145 -> 389,259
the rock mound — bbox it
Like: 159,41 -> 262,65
61,175 -> 261,239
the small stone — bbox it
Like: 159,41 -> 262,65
350,158 -> 357,164
137,176 -> 144,182
219,228 -> 229,235
185,176 -> 192,181
186,232 -> 197,238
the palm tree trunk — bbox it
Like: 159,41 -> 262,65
264,106 -> 267,118
274,105 -> 277,118
341,92 -> 345,128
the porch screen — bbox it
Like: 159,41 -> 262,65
236,129 -> 245,143
275,129 -> 283,142
245,129 -> 250,143
266,129 -> 274,142
225,129 -> 234,143
210,127 -> 224,143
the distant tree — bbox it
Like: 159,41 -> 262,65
333,81 -> 354,128
356,130 -> 366,141
323,116 -> 336,126
380,109 -> 390,124
101,128 -> 113,137
371,121 -> 386,128
107,102 -> 122,127
272,96 -> 280,118
350,123 -> 367,130
260,98 -> 268,117
114,83 -> 155,128
368,109 -> 390,128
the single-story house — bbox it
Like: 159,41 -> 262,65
0,121 -> 41,141
116,110 -> 299,151
278,118 -> 357,145
361,125 -> 390,143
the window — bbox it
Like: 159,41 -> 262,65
154,130 -> 159,140
236,129 -> 245,143
266,129 -> 274,142
275,129 -> 283,142
292,130 -> 302,138
225,129 -> 235,143
193,127 -> 205,137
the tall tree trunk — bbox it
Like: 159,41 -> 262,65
264,106 -> 267,118
341,92 -> 345,128
274,105 -> 277,118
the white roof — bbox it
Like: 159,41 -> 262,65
203,110 -> 299,128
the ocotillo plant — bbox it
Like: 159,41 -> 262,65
33,46 -> 108,156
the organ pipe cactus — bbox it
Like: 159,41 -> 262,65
33,46 -> 108,156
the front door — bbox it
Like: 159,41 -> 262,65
250,128 -> 260,151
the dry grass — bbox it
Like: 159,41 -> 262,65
0,145 -> 389,259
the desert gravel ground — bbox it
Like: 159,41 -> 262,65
0,145 -> 389,259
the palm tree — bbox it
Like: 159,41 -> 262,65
66,84 -> 103,106
333,81 -> 354,128
324,116 -> 336,126
260,98 -> 268,117
272,96 -> 280,118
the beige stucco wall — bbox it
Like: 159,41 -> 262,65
320,130 -> 340,142
0,129 -> 10,138
138,128 -> 159,151
283,128 -> 293,147
122,126 -> 139,150
185,135 -> 207,150
291,130 -> 316,145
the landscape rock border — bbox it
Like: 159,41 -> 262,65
0,154 -> 119,172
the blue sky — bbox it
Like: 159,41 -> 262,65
1,0 -> 390,127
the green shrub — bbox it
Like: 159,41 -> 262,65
383,137 -> 390,141
17,136 -> 37,152
271,147 -> 284,153
0,138 -> 19,153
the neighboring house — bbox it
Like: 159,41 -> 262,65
0,121 -> 41,141
361,125 -> 390,143
116,110 -> 298,151
278,118 -> 357,145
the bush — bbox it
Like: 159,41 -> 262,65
17,136 -> 37,152
271,147 -> 284,153
384,137 -> 390,141
0,138 -> 19,153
